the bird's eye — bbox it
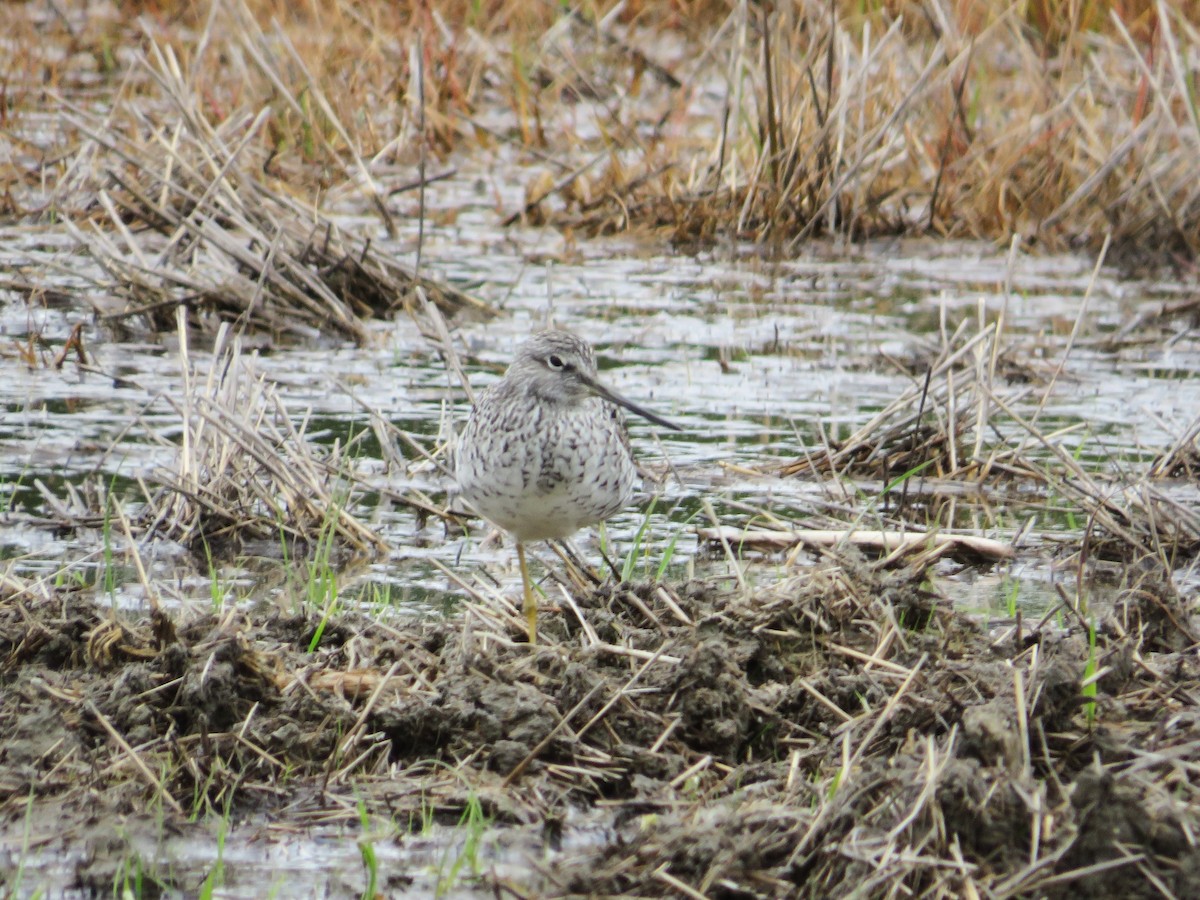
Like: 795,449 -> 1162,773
547,354 -> 565,369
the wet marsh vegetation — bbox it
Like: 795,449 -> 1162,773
4,0 -> 1200,896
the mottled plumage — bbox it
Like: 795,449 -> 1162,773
456,331 -> 679,642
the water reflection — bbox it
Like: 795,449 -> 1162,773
3,224 -> 1198,619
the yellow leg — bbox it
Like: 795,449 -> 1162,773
517,541 -> 537,644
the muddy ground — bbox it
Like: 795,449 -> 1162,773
3,549 -> 1199,898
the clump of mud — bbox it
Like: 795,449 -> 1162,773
2,551 -> 1198,897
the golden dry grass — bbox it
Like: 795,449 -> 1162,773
2,0 -> 1198,261
565,0 -> 1200,261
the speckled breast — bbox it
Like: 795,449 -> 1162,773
456,394 -> 637,543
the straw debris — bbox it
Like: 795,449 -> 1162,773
139,314 -> 384,558
11,2 -> 1200,260
778,307 -> 1081,486
553,1 -> 1200,262
1150,416 -> 1200,481
60,36 -> 491,343
4,546 -> 1199,896
777,311 -> 1200,564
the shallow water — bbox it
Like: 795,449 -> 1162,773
3,209 -> 1200,622
5,6 -> 1200,896
5,811 -> 561,899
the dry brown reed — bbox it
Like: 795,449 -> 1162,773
781,317 -> 1014,482
558,0 -> 1200,262
773,290 -> 1200,567
139,310 -> 384,557
8,1 -> 1196,259
2,0 -> 698,208
59,33 -> 491,343
1149,414 -> 1200,480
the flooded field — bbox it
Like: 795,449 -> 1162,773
4,0 -> 1200,897
7,206 -> 1200,898
6,228 -> 1198,616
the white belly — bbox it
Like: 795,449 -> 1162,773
456,396 -> 637,542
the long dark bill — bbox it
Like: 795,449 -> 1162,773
583,374 -> 682,432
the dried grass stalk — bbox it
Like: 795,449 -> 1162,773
781,317 -> 1025,482
141,309 -> 384,557
5,537 -> 1200,896
1149,415 -> 1200,480
559,0 -> 1200,261
65,36 -> 491,343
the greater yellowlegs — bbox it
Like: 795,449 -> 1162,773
455,330 -> 680,642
